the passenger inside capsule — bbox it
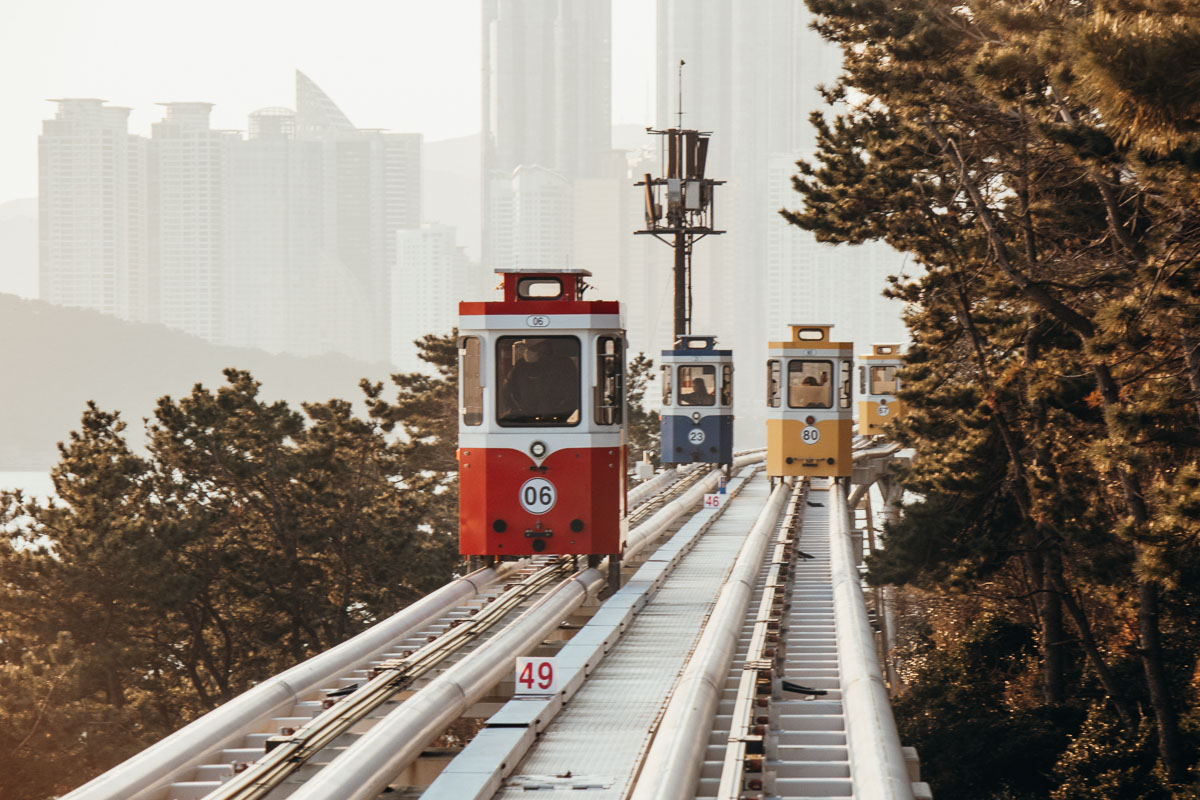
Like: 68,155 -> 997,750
680,377 -> 714,406
678,365 -> 716,406
498,336 -> 581,425
788,363 -> 832,408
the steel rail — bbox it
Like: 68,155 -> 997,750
286,451 -> 749,800
199,557 -> 575,800
829,483 -> 915,800
65,450 -> 766,800
287,568 -> 608,800
419,465 -> 763,800
61,562 -> 524,800
715,482 -> 806,798
629,445 -> 765,515
625,452 -> 763,560
627,465 -> 706,527
629,479 -> 792,800
625,470 -> 721,557
627,466 -> 680,508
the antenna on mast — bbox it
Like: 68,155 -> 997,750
677,60 -> 685,128
635,63 -> 725,339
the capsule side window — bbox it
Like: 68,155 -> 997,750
661,365 -> 673,406
459,335 -> 483,426
788,360 -> 833,409
495,335 -> 581,426
678,364 -> 716,406
594,335 -> 624,425
721,364 -> 733,406
767,360 -> 781,408
839,361 -> 852,409
870,365 -> 899,395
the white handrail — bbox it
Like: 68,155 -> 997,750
628,466 -> 679,507
62,564 -> 520,800
629,481 -> 790,800
287,568 -> 606,800
830,483 -> 915,800
625,453 -> 763,560
64,451 -> 771,800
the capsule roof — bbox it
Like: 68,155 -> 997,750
661,334 -> 732,358
859,343 -> 904,361
493,269 -> 592,303
494,267 -> 593,275
769,324 -> 851,351
461,267 -> 618,318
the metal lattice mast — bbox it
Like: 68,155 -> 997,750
635,61 -> 725,339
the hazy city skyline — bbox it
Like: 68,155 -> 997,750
0,0 -> 657,204
10,0 -> 910,391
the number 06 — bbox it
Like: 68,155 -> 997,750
519,478 -> 557,513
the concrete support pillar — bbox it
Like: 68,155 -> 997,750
875,476 -> 907,695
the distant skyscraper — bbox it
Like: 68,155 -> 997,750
296,70 -> 356,136
509,165 -> 574,271
39,74 -> 422,363
482,0 -> 611,180
295,71 -> 422,362
655,2 -> 733,170
150,103 -> 236,343
391,223 -> 468,372
382,135 -> 422,244
481,0 -> 612,270
572,148 -> 673,361
229,107 -> 323,354
39,99 -> 149,322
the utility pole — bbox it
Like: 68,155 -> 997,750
635,61 -> 725,339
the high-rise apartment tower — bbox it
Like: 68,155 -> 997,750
39,99 -> 149,322
481,0 -> 612,271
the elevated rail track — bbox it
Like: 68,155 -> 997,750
65,444 -> 927,800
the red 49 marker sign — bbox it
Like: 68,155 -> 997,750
514,657 -> 558,694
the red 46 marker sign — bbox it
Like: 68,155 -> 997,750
515,657 -> 558,694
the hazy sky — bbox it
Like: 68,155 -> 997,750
0,0 -> 656,203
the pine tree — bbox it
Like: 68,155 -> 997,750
625,352 -> 661,469
0,406 -> 176,799
793,0 -> 1200,785
0,365 -> 461,799
364,331 -> 461,542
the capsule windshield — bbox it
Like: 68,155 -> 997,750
496,336 -> 581,426
788,360 -> 833,409
678,365 -> 716,407
870,365 -> 898,395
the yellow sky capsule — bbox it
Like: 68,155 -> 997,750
766,324 -> 854,478
857,344 -> 905,437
